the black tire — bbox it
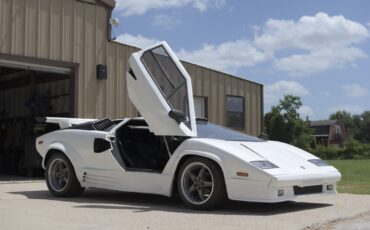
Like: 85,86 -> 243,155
45,152 -> 84,197
177,157 -> 226,210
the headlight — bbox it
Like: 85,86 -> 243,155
250,161 -> 278,169
308,159 -> 329,167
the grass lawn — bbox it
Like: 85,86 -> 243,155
328,159 -> 370,195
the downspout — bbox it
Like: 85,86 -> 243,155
107,8 -> 114,41
260,84 -> 264,136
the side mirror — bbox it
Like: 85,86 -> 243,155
169,109 -> 187,124
94,138 -> 111,153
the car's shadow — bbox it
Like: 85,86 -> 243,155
10,188 -> 332,216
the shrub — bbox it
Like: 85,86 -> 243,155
314,145 -> 342,159
312,138 -> 370,160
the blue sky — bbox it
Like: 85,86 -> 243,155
112,0 -> 370,120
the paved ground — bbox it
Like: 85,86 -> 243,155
1,181 -> 370,230
334,213 -> 370,230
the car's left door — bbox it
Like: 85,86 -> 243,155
127,41 -> 197,137
77,130 -> 168,194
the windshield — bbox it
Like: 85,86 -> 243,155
196,121 -> 263,142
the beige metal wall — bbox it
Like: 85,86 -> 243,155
0,0 -> 263,135
184,62 -> 263,135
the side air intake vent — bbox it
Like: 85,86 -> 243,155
92,118 -> 114,131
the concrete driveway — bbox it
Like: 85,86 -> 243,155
1,181 -> 370,230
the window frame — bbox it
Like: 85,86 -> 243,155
225,95 -> 245,131
193,96 -> 208,119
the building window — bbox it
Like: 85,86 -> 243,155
334,125 -> 341,134
226,96 -> 245,130
194,96 -> 208,118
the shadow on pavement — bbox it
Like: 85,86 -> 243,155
0,175 -> 43,183
10,188 -> 332,216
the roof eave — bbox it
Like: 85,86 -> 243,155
99,0 -> 115,8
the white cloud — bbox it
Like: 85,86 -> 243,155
115,33 -> 160,48
152,15 -> 180,29
264,80 -> 310,104
299,105 -> 314,118
255,13 -> 369,51
115,33 -> 268,72
177,40 -> 268,72
115,0 -> 225,16
114,13 -> 369,76
178,13 -> 369,75
254,12 -> 369,75
329,105 -> 364,114
192,0 -> 225,11
274,47 -> 366,76
342,84 -> 369,98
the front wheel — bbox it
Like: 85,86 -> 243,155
177,157 -> 226,210
45,152 -> 84,197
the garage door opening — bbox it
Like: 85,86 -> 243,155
0,62 -> 74,177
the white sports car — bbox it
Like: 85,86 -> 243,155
36,42 -> 341,210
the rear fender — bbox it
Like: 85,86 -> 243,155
42,142 -> 83,171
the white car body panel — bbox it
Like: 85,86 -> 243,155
36,129 -> 341,202
36,42 -> 341,203
42,117 -> 97,129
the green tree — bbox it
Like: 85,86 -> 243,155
264,95 -> 313,150
355,111 -> 370,143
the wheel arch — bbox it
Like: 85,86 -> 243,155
43,146 -> 85,197
42,142 -> 80,170
170,152 -> 227,197
43,149 -> 71,169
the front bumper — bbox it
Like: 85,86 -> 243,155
227,171 -> 341,203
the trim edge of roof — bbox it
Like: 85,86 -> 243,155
99,0 -> 115,8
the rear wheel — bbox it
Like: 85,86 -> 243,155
177,157 -> 226,210
45,152 -> 84,197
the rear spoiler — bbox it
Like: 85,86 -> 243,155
35,117 -> 97,129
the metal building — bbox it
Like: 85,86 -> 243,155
0,0 -> 263,176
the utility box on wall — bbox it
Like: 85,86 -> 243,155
97,65 -> 107,80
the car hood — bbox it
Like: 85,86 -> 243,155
187,138 -> 339,176
238,140 -> 339,175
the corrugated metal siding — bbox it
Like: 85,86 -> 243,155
183,61 -> 263,135
0,0 -> 263,136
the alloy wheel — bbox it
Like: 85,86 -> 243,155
48,158 -> 69,192
180,162 -> 214,205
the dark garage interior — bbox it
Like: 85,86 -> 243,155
0,64 -> 72,176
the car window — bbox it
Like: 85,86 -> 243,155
196,122 -> 263,142
141,45 -> 190,128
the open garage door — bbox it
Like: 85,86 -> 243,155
0,59 -> 74,177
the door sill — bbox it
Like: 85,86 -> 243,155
125,167 -> 163,174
